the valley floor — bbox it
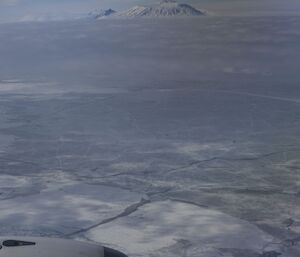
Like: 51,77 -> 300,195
0,17 -> 300,257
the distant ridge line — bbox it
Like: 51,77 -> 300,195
92,1 -> 206,19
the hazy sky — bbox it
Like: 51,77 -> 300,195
0,0 -> 300,22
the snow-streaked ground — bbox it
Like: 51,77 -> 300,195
85,200 -> 274,256
0,17 -> 300,256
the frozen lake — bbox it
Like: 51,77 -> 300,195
0,16 -> 300,256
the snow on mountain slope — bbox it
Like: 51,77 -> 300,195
117,0 -> 205,18
118,6 -> 149,18
88,9 -> 116,19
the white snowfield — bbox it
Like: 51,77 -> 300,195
86,201 -> 274,256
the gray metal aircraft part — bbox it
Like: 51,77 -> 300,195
0,237 -> 127,257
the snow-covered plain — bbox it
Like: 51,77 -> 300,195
0,17 -> 300,256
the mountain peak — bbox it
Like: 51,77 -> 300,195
89,8 -> 116,19
118,1 -> 205,18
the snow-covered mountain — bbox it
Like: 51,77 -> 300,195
88,9 -> 116,19
14,1 -> 205,23
117,0 -> 205,18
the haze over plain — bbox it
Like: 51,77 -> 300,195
0,1 -> 300,257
